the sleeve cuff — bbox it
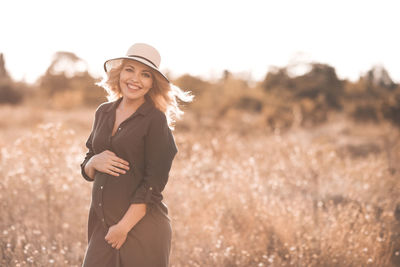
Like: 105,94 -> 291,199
80,161 -> 94,182
130,183 -> 162,204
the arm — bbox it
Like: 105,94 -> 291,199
81,131 -> 96,182
130,111 -> 178,206
117,203 -> 146,232
83,158 -> 96,180
81,105 -> 102,181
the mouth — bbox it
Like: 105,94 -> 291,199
127,83 -> 141,90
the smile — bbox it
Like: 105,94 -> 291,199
127,83 -> 141,90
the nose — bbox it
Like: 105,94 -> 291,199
130,71 -> 139,82
127,69 -> 140,83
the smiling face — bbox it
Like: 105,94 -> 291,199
119,60 -> 153,103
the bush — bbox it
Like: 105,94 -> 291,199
382,92 -> 400,126
234,96 -> 263,113
352,105 -> 379,122
173,74 -> 210,98
0,82 -> 23,105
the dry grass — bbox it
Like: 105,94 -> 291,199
0,105 -> 399,266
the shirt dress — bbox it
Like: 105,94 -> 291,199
80,96 -> 177,267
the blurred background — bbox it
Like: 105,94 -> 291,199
1,0 -> 400,266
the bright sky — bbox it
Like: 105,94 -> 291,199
1,0 -> 399,84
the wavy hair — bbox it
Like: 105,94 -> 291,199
97,59 -> 193,129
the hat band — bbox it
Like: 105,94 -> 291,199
128,55 -> 158,68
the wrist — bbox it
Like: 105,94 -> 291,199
117,220 -> 131,234
87,157 -> 98,172
87,155 -> 96,168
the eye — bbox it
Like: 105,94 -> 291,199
142,72 -> 151,78
124,67 -> 133,72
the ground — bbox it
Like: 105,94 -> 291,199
0,104 -> 399,266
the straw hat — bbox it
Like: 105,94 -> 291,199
104,43 -> 169,83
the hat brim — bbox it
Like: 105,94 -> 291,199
104,56 -> 170,83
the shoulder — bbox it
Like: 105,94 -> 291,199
148,107 -> 168,127
149,107 -> 166,120
91,100 -> 116,124
93,99 -> 118,118
95,100 -> 114,114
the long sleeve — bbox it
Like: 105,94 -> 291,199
80,107 -> 101,182
80,131 -> 95,182
130,111 -> 178,205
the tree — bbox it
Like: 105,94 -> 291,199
365,65 -> 397,91
38,51 -> 106,107
0,53 -> 9,80
262,63 -> 343,109
0,53 -> 23,105
292,63 -> 344,109
39,51 -> 88,96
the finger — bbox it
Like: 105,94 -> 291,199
112,156 -> 130,167
110,166 -> 126,174
114,160 -> 130,170
107,158 -> 128,170
111,161 -> 130,171
104,233 -> 110,241
111,155 -> 129,166
106,169 -> 120,176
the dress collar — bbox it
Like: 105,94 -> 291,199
104,97 -> 154,116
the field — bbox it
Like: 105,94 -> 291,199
0,104 -> 399,266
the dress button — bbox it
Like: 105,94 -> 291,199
149,187 -> 153,190
118,127 -> 121,131
99,203 -> 102,206
102,218 -> 105,222
100,186 -> 103,189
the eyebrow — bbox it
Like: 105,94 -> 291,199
126,64 -> 151,72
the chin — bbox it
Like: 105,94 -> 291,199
125,94 -> 146,101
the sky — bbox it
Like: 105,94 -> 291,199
1,0 -> 399,84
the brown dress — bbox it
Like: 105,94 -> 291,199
80,97 -> 177,267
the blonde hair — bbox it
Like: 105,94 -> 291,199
97,59 -> 193,129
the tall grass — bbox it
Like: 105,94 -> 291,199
0,106 -> 399,266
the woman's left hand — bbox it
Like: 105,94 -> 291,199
105,223 -> 128,250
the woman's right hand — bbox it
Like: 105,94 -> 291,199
88,150 -> 130,176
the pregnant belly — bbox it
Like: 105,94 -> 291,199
92,170 -> 139,224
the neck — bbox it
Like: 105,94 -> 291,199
119,96 -> 145,112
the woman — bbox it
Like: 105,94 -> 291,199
80,43 -> 192,267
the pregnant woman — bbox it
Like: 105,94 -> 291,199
80,43 -> 192,267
